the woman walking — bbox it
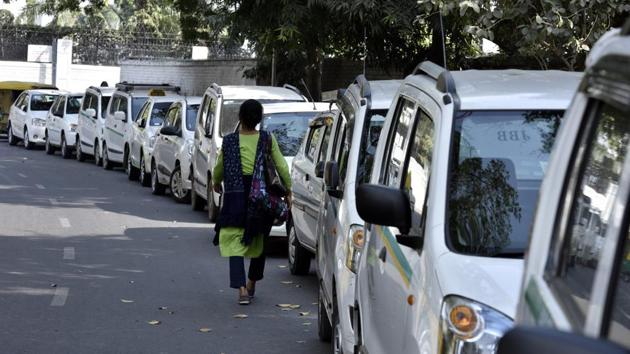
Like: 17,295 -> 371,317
212,99 -> 292,305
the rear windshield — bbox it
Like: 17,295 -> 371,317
132,97 -> 148,122
66,96 -> 82,114
447,110 -> 564,257
219,99 -> 305,137
30,94 -> 57,111
261,112 -> 320,156
150,102 -> 171,126
186,104 -> 200,131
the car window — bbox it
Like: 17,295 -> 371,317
100,96 -> 110,117
607,224 -> 630,348
54,97 -> 66,116
318,124 -> 332,163
66,96 -> 81,114
150,102 -> 171,127
357,109 -> 387,184
118,96 -> 129,117
173,106 -> 182,130
198,95 -> 210,129
383,97 -> 416,187
165,106 -> 179,128
137,102 -> 151,128
31,94 -> 57,111
132,97 -> 148,122
81,93 -> 93,111
14,93 -> 26,110
550,102 -> 630,324
262,112 -> 316,157
186,104 -> 199,131
205,97 -> 217,136
306,126 -> 323,161
109,95 -> 120,115
338,122 -> 350,184
404,109 -> 435,236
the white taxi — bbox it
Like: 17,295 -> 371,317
44,92 -> 83,159
7,89 -> 60,149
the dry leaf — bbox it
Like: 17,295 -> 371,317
281,308 -> 291,312
302,322 -> 312,326
277,265 -> 287,269
233,314 -> 248,319
299,312 -> 310,316
276,304 -> 292,308
295,284 -> 303,288
50,283 -> 57,288
296,340 -> 306,344
280,281 -> 293,285
129,280 -> 135,284
158,306 -> 168,310
289,305 -> 301,309
147,320 -> 161,325
120,299 -> 134,303
199,328 -> 212,333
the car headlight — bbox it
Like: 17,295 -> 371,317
32,118 -> 46,127
69,124 -> 78,132
345,225 -> 365,273
439,295 -> 512,354
149,136 -> 157,148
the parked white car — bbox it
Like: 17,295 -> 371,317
75,85 -> 114,163
352,63 -> 581,354
7,89 -> 60,149
102,83 -> 180,170
314,78 -> 400,353
289,111 -> 337,273
44,92 -> 82,159
190,83 -> 307,220
125,96 -> 177,186
499,25 -> 630,354
150,97 -> 201,203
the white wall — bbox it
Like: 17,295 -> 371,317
0,61 -> 53,83
121,59 -> 256,96
59,64 -> 120,93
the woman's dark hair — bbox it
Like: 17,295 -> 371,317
239,99 -> 263,130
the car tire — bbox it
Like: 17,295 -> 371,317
45,133 -> 55,155
139,154 -> 150,187
125,148 -> 140,181
206,179 -> 219,222
23,127 -> 32,150
318,285 -> 333,342
288,223 -> 311,275
94,142 -> 102,166
102,143 -> 113,170
60,135 -> 71,159
151,163 -> 166,195
8,123 -> 18,146
76,138 -> 85,162
170,165 -> 191,204
191,176 -> 205,211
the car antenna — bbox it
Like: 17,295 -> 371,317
300,78 -> 317,110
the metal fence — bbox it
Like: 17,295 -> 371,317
0,25 -> 253,65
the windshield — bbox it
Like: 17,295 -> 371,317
101,96 -> 111,117
66,96 -> 82,114
186,104 -> 200,131
219,99 -> 305,137
357,109 -> 387,184
261,112 -> 319,156
132,97 -> 148,122
150,102 -> 171,126
447,110 -> 564,257
30,94 -> 57,111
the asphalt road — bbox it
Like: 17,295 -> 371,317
0,139 -> 327,354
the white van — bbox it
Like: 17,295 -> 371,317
497,24 -> 630,354
315,78 -> 400,354
353,63 -> 581,354
190,84 -> 307,220
101,83 -> 179,170
75,85 -> 114,163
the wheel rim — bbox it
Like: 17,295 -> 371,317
172,170 -> 183,198
140,157 -> 145,182
333,323 -> 342,354
152,169 -> 157,190
62,139 -> 66,155
288,227 -> 296,266
24,130 -> 29,147
126,154 -> 131,175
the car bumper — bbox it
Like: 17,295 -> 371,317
65,132 -> 77,146
29,126 -> 46,144
337,267 -> 356,353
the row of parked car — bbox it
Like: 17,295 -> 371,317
2,23 -> 630,354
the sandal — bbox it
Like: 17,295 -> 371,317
238,294 -> 250,305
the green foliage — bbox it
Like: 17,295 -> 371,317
0,9 -> 14,25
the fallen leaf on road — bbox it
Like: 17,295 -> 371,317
302,322 -> 312,326
299,312 -> 310,316
277,265 -> 287,269
147,320 -> 161,325
295,284 -> 303,288
50,283 -> 57,288
158,306 -> 168,310
289,304 -> 301,309
296,340 -> 306,344
276,304 -> 293,308
169,311 -> 175,315
199,328 -> 212,333
280,281 -> 293,285
120,299 -> 134,303
281,308 -> 291,312
233,314 -> 248,319
129,280 -> 135,284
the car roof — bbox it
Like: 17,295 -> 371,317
174,96 -> 202,105
147,96 -> 181,104
26,89 -> 61,95
215,85 -> 306,101
345,79 -> 402,110
261,102 -> 332,114
406,69 -> 582,110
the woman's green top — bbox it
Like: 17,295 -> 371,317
212,133 -> 292,257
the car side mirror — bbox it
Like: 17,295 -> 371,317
324,161 -> 342,198
114,111 -> 126,122
356,184 -> 411,234
160,126 -> 179,136
497,326 -> 629,354
315,161 -> 325,178
85,108 -> 96,118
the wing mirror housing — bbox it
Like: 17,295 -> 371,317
356,184 -> 411,235
315,161 -> 325,178
85,108 -> 96,118
114,111 -> 126,122
324,161 -> 342,198
160,126 -> 180,136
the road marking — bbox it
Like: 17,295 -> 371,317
17,173 -> 27,178
63,247 -> 75,260
49,198 -> 59,205
35,184 -> 45,190
59,218 -> 71,228
50,287 -> 69,306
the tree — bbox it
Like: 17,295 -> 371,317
0,9 -> 14,25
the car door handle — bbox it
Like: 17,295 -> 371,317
305,174 -> 310,181
378,247 -> 387,263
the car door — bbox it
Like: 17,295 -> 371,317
132,101 -> 151,166
79,93 -> 93,148
158,105 -> 179,178
112,95 -> 129,156
194,94 -> 216,195
12,93 -> 28,137
105,95 -> 120,148
359,97 -> 419,354
52,96 -> 66,145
